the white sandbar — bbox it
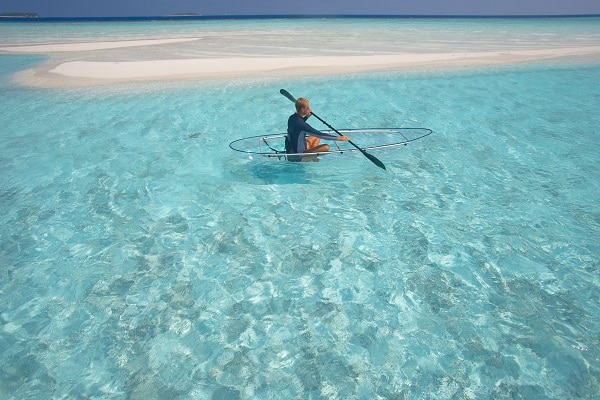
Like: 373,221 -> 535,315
0,38 -> 201,53
11,45 -> 600,88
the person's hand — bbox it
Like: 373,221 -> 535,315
338,135 -> 350,141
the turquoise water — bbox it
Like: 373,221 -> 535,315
1,19 -> 600,400
2,17 -> 600,56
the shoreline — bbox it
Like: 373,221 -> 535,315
8,45 -> 600,88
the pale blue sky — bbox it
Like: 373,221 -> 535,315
2,0 -> 599,18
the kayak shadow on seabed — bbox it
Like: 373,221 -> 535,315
228,158 -> 316,185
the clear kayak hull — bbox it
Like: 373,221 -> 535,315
228,128 -> 432,159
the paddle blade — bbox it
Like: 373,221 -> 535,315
280,89 -> 296,103
364,151 -> 387,170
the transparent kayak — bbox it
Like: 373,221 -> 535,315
229,128 -> 432,160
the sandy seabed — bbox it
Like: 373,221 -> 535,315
2,37 -> 600,88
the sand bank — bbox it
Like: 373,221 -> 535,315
12,45 -> 600,88
0,38 -> 201,53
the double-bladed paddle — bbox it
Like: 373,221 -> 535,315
280,89 -> 386,170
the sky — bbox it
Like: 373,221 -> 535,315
1,0 -> 599,18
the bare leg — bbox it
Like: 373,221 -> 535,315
305,144 -> 330,153
305,136 -> 321,151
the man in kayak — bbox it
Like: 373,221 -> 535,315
286,97 -> 349,161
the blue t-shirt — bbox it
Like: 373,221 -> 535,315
286,113 -> 338,154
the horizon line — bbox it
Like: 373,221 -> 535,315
1,13 -> 600,20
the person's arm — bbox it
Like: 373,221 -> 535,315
298,118 -> 340,140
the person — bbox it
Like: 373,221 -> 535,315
286,97 -> 349,161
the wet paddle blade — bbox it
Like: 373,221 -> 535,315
280,89 -> 296,103
364,151 -> 386,170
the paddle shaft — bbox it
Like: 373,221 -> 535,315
279,89 -> 386,170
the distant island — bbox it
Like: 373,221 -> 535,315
0,12 -> 39,18
169,13 -> 200,17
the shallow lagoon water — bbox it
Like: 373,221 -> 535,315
1,20 -> 600,400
